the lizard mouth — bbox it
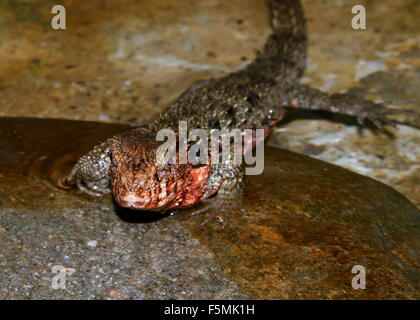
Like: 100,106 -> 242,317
117,190 -> 177,211
113,164 -> 213,211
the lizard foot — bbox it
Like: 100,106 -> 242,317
78,178 -> 112,197
59,170 -> 111,197
190,196 -> 248,228
355,100 -> 419,129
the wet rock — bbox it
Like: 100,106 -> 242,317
187,149 -> 420,299
0,118 -> 418,299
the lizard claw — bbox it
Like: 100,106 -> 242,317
190,195 -> 246,228
76,177 -> 111,197
355,100 -> 419,129
61,168 -> 111,197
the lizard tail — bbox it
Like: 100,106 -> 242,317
250,0 -> 307,81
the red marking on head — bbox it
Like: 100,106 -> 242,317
114,164 -> 212,211
110,136 -> 215,211
109,129 -> 222,211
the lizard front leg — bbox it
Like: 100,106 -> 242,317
191,163 -> 246,227
63,138 -> 118,196
276,84 -> 419,129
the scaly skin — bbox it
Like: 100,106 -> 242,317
65,0 -> 419,216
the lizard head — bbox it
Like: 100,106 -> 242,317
110,130 -> 212,211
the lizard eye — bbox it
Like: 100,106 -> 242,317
208,118 -> 221,129
246,93 -> 260,108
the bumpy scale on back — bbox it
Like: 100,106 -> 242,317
65,0 -> 419,216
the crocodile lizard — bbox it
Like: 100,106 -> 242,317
64,0 -> 418,218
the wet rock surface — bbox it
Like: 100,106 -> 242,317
0,118 -> 418,299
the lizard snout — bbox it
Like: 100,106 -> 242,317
120,192 -> 141,203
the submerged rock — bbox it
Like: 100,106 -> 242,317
0,117 -> 418,299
